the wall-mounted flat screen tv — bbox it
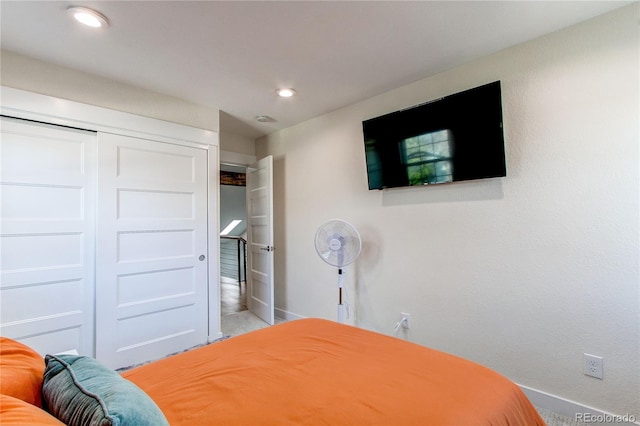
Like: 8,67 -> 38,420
362,81 -> 506,190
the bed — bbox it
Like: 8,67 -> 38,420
1,318 -> 545,425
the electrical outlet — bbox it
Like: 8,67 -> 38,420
583,353 -> 603,379
400,313 -> 410,329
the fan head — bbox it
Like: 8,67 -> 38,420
314,219 -> 362,268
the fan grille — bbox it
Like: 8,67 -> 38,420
314,219 -> 362,268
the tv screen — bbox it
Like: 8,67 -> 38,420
362,81 -> 506,190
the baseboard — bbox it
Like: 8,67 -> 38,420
519,385 -> 639,425
275,307 -> 305,322
207,331 -> 224,342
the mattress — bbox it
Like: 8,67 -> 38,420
122,318 -> 545,425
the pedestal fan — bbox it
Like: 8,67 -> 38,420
314,219 -> 362,323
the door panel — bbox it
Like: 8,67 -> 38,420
0,117 -> 95,356
96,133 -> 208,369
246,156 -> 274,325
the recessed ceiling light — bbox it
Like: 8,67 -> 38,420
277,88 -> 296,98
67,6 -> 109,28
255,115 -> 275,123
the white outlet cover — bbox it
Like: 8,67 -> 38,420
583,353 -> 604,379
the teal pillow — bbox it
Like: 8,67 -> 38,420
42,354 -> 169,426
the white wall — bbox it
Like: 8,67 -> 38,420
220,131 -> 256,156
257,5 -> 639,418
1,52 -> 261,157
0,50 -> 219,132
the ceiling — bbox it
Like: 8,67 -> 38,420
0,1 -> 631,139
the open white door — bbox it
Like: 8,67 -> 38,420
246,156 -> 274,325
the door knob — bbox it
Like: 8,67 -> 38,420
199,255 -> 206,261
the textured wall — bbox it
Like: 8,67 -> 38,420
0,50 -> 219,132
257,5 -> 639,417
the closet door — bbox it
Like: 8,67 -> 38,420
96,133 -> 208,369
0,116 -> 96,355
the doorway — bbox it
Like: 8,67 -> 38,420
219,156 -> 276,336
219,164 -> 248,316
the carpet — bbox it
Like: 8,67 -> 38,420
536,406 -> 583,426
116,336 -> 228,372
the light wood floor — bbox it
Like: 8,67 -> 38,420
221,276 -> 247,316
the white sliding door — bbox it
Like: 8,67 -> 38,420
96,133 -> 209,369
0,116 -> 96,356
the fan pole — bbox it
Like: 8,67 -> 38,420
338,268 -> 345,323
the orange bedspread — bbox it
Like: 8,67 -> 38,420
122,319 -> 544,425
